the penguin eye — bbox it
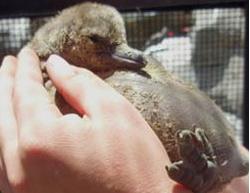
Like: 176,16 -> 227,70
88,34 -> 102,43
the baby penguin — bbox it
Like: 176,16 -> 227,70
28,2 -> 248,193
29,3 -> 145,72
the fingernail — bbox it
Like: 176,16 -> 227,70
2,55 -> 16,63
47,55 -> 76,77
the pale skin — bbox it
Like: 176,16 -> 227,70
0,48 -> 248,193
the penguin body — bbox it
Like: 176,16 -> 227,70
29,3 -> 248,193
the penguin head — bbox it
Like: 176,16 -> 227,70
30,2 -> 146,72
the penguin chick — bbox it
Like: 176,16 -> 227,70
29,2 -> 146,73
28,2 -> 249,193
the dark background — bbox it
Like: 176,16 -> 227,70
0,0 -> 247,16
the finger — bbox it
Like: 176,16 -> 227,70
14,48 -> 61,128
0,56 -> 23,187
0,56 -> 18,148
46,55 -> 127,118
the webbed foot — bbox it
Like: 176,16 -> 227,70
166,127 -> 218,193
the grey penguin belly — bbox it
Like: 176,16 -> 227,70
105,69 -> 248,190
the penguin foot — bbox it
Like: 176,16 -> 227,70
166,127 -> 219,193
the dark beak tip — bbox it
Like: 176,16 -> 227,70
112,52 -> 146,69
137,54 -> 147,65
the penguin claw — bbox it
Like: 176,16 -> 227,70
166,128 -> 219,193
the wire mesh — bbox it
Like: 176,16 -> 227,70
0,7 -> 246,143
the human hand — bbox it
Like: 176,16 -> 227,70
0,48 -> 248,193
0,48 -> 178,193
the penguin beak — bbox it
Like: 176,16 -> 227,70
111,44 -> 146,69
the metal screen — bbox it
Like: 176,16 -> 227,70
0,7 -> 246,144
